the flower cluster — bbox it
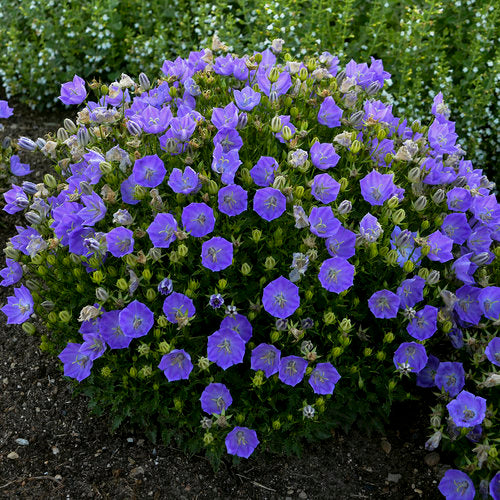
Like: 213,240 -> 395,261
1,42 -> 498,494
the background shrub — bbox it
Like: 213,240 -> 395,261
0,0 -> 498,183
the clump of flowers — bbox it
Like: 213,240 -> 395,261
1,42 -> 498,495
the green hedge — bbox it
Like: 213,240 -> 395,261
1,0 -> 498,180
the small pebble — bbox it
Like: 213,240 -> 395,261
7,451 -> 19,460
387,473 -> 402,483
299,491 -> 307,499
424,452 -> 440,467
52,446 -> 59,455
54,475 -> 62,481
15,438 -> 29,446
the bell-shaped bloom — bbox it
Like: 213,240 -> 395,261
393,342 -> 428,373
310,142 -> 340,170
441,213 -> 471,245
120,176 -> 141,205
438,469 -> 475,500
182,202 -> 215,237
325,226 -> 356,259
359,213 -> 383,242
211,143 -> 242,185
106,227 -> 134,257
311,173 -> 340,204
80,333 -> 107,361
318,257 -> 354,293
279,355 -> 308,387
308,362 -> 341,394
253,187 -> 286,222
147,213 -> 178,248
10,155 -> 31,176
213,127 -> 243,153
170,114 -> 196,142
200,382 -> 232,415
99,310 -> 133,349
0,258 -> 23,287
455,285 -> 482,325
0,99 -> 14,118
471,195 -> 500,228
218,184 -> 247,216
446,187 -> 472,212
1,285 -> 33,324
360,170 -> 397,206
485,337 -> 500,367
211,102 -> 239,130
3,184 -> 28,214
201,237 -> 233,271
257,69 -> 292,97
119,300 -> 154,338
467,226 -> 492,254
250,156 -> 279,187
262,276 -> 300,319
309,206 -> 341,238
58,343 -> 93,382
220,313 -> 252,343
233,86 -> 261,111
478,286 -> 500,321
426,230 -> 454,263
406,305 -> 438,341
207,328 -> 245,370
447,391 -> 486,428
368,290 -> 400,319
317,96 -> 343,128
435,362 -> 465,397
251,343 -> 281,377
78,192 -> 107,226
490,472 -> 500,500
139,105 -> 173,134
397,276 -> 425,309
133,154 -> 166,188
168,166 -> 201,195
416,355 -> 440,388
59,75 -> 86,105
158,349 -> 193,381
162,292 -> 196,324
225,426 -> 259,459
428,118 -> 458,155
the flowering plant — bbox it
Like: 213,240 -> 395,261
1,42 -> 498,496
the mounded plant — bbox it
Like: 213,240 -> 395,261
1,43 -> 499,498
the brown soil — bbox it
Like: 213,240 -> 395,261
0,104 -> 444,499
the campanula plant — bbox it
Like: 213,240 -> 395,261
1,41 -> 498,497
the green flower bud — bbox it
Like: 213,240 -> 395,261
236,413 -> 245,425
216,279 -> 227,291
323,311 -> 336,325
153,383 -> 159,391
146,288 -> 156,301
377,128 -> 388,141
43,174 -> 57,189
339,317 -> 352,333
421,245 -> 431,257
421,220 -> 430,231
376,351 -> 386,361
403,260 -> 415,273
339,335 -> 351,347
272,419 -> 281,430
207,179 -> 219,194
178,244 -> 189,257
156,341 -> 170,355
338,177 -> 348,192
270,116 -> 282,133
364,347 -> 372,357
385,249 -> 399,265
299,67 -> 309,81
269,67 -> 280,83
385,153 -> 393,165
442,321 -> 453,333
407,166 -> 421,183
174,398 -> 182,411
153,328 -> 163,339
392,209 -> 406,224
252,371 -> 265,387
47,312 -> 58,323
305,290 -> 314,301
138,365 -> 152,378
272,175 -> 287,190
241,263 -> 251,276
294,185 -> 304,198
290,106 -> 299,119
88,256 -> 100,269
388,380 -> 397,391
250,229 -> 262,243
125,254 -> 137,267
350,140 -> 361,154
369,242 -> 378,259
254,53 -> 263,63
32,254 -> 44,265
169,86 -> 177,97
101,366 -> 112,377
241,167 -> 253,186
22,322 -> 36,335
358,377 -> 364,389
418,267 -> 430,279
58,310 -> 71,323
488,447 -> 498,458
203,432 -> 214,446
46,254 -> 56,266
387,196 -> 399,209
270,330 -> 280,343
116,278 -> 128,291
414,195 -> 427,212
37,265 -> 47,276
198,356 -> 211,370
282,125 -> 293,141
4,246 -> 19,259
142,269 -> 152,281
383,331 -> 395,343
133,185 -> 147,200
99,161 -> 113,175
264,256 -> 276,271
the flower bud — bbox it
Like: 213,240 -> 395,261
272,419 -> 281,430
414,195 -> 427,211
272,175 -> 287,190
339,177 -> 348,191
299,67 -> 309,81
323,311 -> 336,325
385,249 -> 399,265
392,209 -> 406,225
427,270 -> 440,285
126,119 -> 142,136
264,256 -> 276,270
95,287 -> 109,302
348,110 -> 364,127
270,116 -> 282,133
350,140 -> 361,154
43,174 -> 57,189
129,366 -> 137,378
116,278 -> 129,291
25,211 -> 42,225
407,166 -> 421,183
403,260 -> 415,273
364,347 -> 372,357
77,127 -> 89,147
99,161 -> 113,175
385,153 -> 393,165
305,290 -> 314,301
339,317 -> 352,333
241,263 -> 251,276
421,245 -> 430,256
146,288 -> 156,301
366,81 -> 380,96
237,112 -> 248,129
470,252 -> 490,266
294,185 -> 304,199
432,189 -> 445,204
282,126 -> 293,141
331,347 -> 343,358
138,72 -> 151,90
63,118 -> 77,133
177,244 -> 189,257
59,310 -> 71,323
425,431 -> 442,451
376,351 -> 386,361
207,179 -> 219,194
421,220 -> 430,231
338,200 -> 352,215
387,196 -> 399,209
269,67 -> 280,83
244,227 -> 261,245
17,136 -> 37,151
79,180 -> 93,195
270,330 -> 280,343
57,127 -> 69,142
22,322 -> 36,335
383,331 -> 395,344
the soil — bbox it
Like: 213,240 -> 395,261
0,104 -> 445,499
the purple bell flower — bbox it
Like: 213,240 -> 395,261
220,313 -> 253,343
1,285 -> 33,324
58,343 -> 93,382
233,86 -> 261,111
325,226 -> 356,259
308,362 -> 341,394
262,276 -> 300,319
251,343 -> 281,377
99,310 -> 133,349
310,142 -> 340,170
360,170 -> 397,206
162,292 -> 196,324
218,184 -> 248,216
397,276 -> 425,309
201,237 -> 233,271
253,187 -> 286,222
147,213 -> 178,248
182,202 -> 215,237
438,469 -> 475,500
318,257 -> 354,293
59,75 -> 87,105
133,154 -> 166,188
435,362 -> 465,397
0,259 -> 23,287
10,155 -> 31,176
311,173 -> 340,203
478,286 -> 500,321
207,328 -> 245,370
279,355 -> 308,387
158,349 -> 193,381
309,206 -> 341,238
416,355 -> 440,388
119,300 -> 154,338
106,227 -> 134,257
393,342 -> 428,373
447,390 -> 487,428
168,166 -> 201,195
225,426 -> 259,459
200,382 -> 232,415
250,156 -> 279,187
484,337 -> 500,367
406,305 -> 438,341
317,96 -> 343,128
368,290 -> 400,319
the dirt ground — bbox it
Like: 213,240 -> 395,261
0,103 -> 444,499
